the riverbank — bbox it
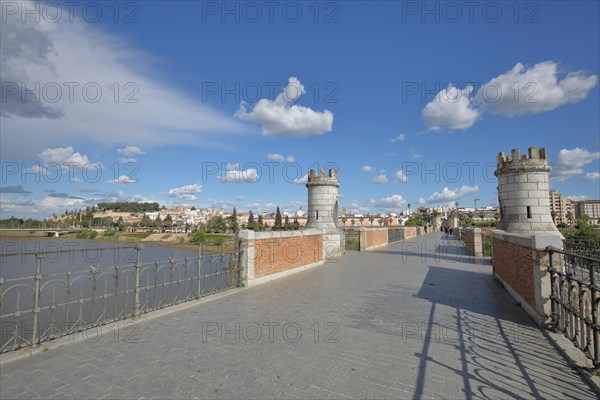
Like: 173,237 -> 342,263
0,230 -> 235,253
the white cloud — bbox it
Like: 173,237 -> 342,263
411,153 -> 422,160
117,146 -> 146,156
422,85 -> 481,130
552,147 -> 600,181
420,61 -> 597,132
38,146 -> 95,168
221,168 -> 260,183
583,172 -> 600,181
476,61 -> 598,116
368,195 -> 406,211
110,175 -> 138,185
1,2 -> 242,159
394,170 -> 408,183
372,174 -> 389,184
267,153 -> 296,163
235,76 -> 334,137
267,153 -> 285,162
427,185 -> 479,203
566,195 -> 589,201
168,184 -> 202,201
362,165 -> 374,172
391,133 -> 406,143
293,174 -> 308,185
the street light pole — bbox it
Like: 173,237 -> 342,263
474,198 -> 480,210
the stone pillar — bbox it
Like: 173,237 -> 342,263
431,215 -> 442,231
305,168 -> 344,259
492,146 -> 564,327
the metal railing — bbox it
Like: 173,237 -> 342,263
387,228 -> 404,244
0,240 -> 241,353
547,246 -> 600,366
343,229 -> 359,251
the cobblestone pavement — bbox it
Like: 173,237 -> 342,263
1,233 -> 596,399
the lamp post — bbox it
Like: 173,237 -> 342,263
407,203 -> 411,216
455,202 -> 459,228
474,198 -> 480,210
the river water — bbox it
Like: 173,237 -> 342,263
0,238 -> 236,351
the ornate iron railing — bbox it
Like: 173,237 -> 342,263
387,228 -> 404,244
343,229 -> 359,251
547,246 -> 600,366
0,240 -> 241,353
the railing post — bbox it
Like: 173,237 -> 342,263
31,253 -> 42,346
133,244 -> 143,318
548,249 -> 558,327
197,243 -> 202,299
590,262 -> 600,366
237,236 -> 244,287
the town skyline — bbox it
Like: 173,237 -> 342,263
1,1 -> 599,219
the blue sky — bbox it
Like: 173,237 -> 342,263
1,0 -> 599,219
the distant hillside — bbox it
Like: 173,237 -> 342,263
97,202 -> 161,213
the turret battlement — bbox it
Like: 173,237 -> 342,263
494,145 -> 557,234
306,168 -> 339,187
495,147 -> 550,175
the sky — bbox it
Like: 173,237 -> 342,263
1,0 -> 599,219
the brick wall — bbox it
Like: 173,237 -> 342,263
254,234 -> 323,278
492,237 -> 535,308
239,229 -> 325,287
363,229 -> 388,250
462,228 -> 483,257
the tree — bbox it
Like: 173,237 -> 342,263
369,216 -> 374,226
117,216 -> 125,232
163,214 -> 173,228
247,211 -> 256,231
229,208 -> 239,233
273,207 -> 283,230
284,215 -> 291,230
292,217 -> 300,230
141,214 -> 153,228
190,227 -> 206,243
257,215 -> 265,231
207,215 -> 226,233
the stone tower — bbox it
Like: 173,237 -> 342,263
494,147 -> 557,233
305,168 -> 344,258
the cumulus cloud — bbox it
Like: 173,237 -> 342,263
368,194 -> 406,211
235,77 -> 334,137
110,175 -> 138,185
117,146 -> 146,156
0,185 -> 32,194
221,168 -> 260,183
583,172 -> 600,181
476,61 -> 598,116
1,1 -> 242,159
394,170 -> 408,183
391,133 -> 406,143
168,184 -> 202,201
421,61 -> 597,131
293,174 -> 308,185
372,174 -> 389,184
362,165 -> 374,172
552,147 -> 600,181
38,146 -> 96,168
426,185 -> 479,203
422,85 -> 481,130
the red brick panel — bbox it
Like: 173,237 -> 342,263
254,235 -> 323,278
464,230 -> 475,255
492,238 -> 535,308
365,230 -> 388,249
